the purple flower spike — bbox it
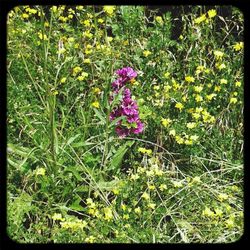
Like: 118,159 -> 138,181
110,67 -> 144,137
116,67 -> 137,82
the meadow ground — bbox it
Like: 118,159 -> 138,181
7,5 -> 243,243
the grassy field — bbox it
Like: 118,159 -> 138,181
7,5 -> 243,243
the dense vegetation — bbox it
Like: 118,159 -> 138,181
7,5 -> 243,243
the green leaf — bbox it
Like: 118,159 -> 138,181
109,141 -> 134,172
93,108 -> 106,124
69,197 -> 84,211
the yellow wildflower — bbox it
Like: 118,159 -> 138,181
172,180 -> 183,188
185,76 -> 195,83
22,13 -> 29,19
195,95 -> 203,102
164,72 -> 170,78
208,9 -> 217,18
91,101 -> 100,108
141,192 -> 150,200
85,236 -> 96,243
190,135 -> 199,141
103,207 -> 113,221
60,77 -> 67,84
194,85 -> 203,93
84,58 -> 91,64
169,129 -> 176,136
233,42 -> 243,51
143,50 -> 152,57
220,79 -> 228,84
161,118 -> 172,127
92,87 -> 101,94
214,208 -> 223,217
159,184 -> 167,191
230,97 -> 237,104
103,6 -> 116,16
148,203 -> 156,209
134,207 -> 141,214
36,167 -> 46,176
206,93 -> 217,101
218,193 -> 228,202
225,218 -> 234,229
175,102 -> 184,110
52,213 -> 65,221
186,122 -> 197,129
235,81 -> 241,87
83,20 -> 91,27
202,207 -> 214,217
213,50 -> 224,60
155,16 -> 163,24
175,135 -> 184,144
194,14 -> 206,24
72,66 -> 82,76
98,18 -> 104,23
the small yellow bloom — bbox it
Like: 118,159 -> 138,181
52,213 -> 65,221
161,118 -> 172,127
169,129 -> 176,136
220,79 -> 228,84
172,180 -> 183,188
148,203 -> 156,209
85,235 -> 96,243
159,184 -> 167,191
208,9 -> 217,18
202,207 -> 214,217
175,135 -> 184,144
22,13 -> 29,19
92,87 -> 101,94
190,135 -> 199,141
36,167 -> 46,176
103,6 -> 116,16
230,97 -> 237,104
91,101 -> 100,108
206,93 -> 217,101
233,42 -> 244,51
72,66 -> 82,76
98,18 -> 104,23
141,192 -> 150,200
214,85 -> 221,92
143,50 -> 152,57
195,95 -> 203,102
216,63 -> 226,70
175,102 -> 184,110
194,85 -> 203,93
194,14 -> 206,24
134,207 -> 141,214
217,193 -> 228,202
60,77 -> 67,84
123,214 -> 129,220
164,72 -> 170,78
235,81 -> 242,87
83,19 -> 91,27
186,122 -> 197,129
84,58 -> 91,64
214,208 -> 223,217
185,76 -> 195,83
155,16 -> 163,24
213,50 -> 224,60
225,218 -> 234,229
148,184 -> 156,190
103,207 -> 113,221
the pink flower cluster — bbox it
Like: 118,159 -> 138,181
110,67 -> 144,138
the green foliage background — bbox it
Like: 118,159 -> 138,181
7,5 -> 243,243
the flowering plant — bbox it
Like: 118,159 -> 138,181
110,67 -> 144,137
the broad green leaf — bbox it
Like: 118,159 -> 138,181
109,141 -> 134,172
93,108 -> 106,124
